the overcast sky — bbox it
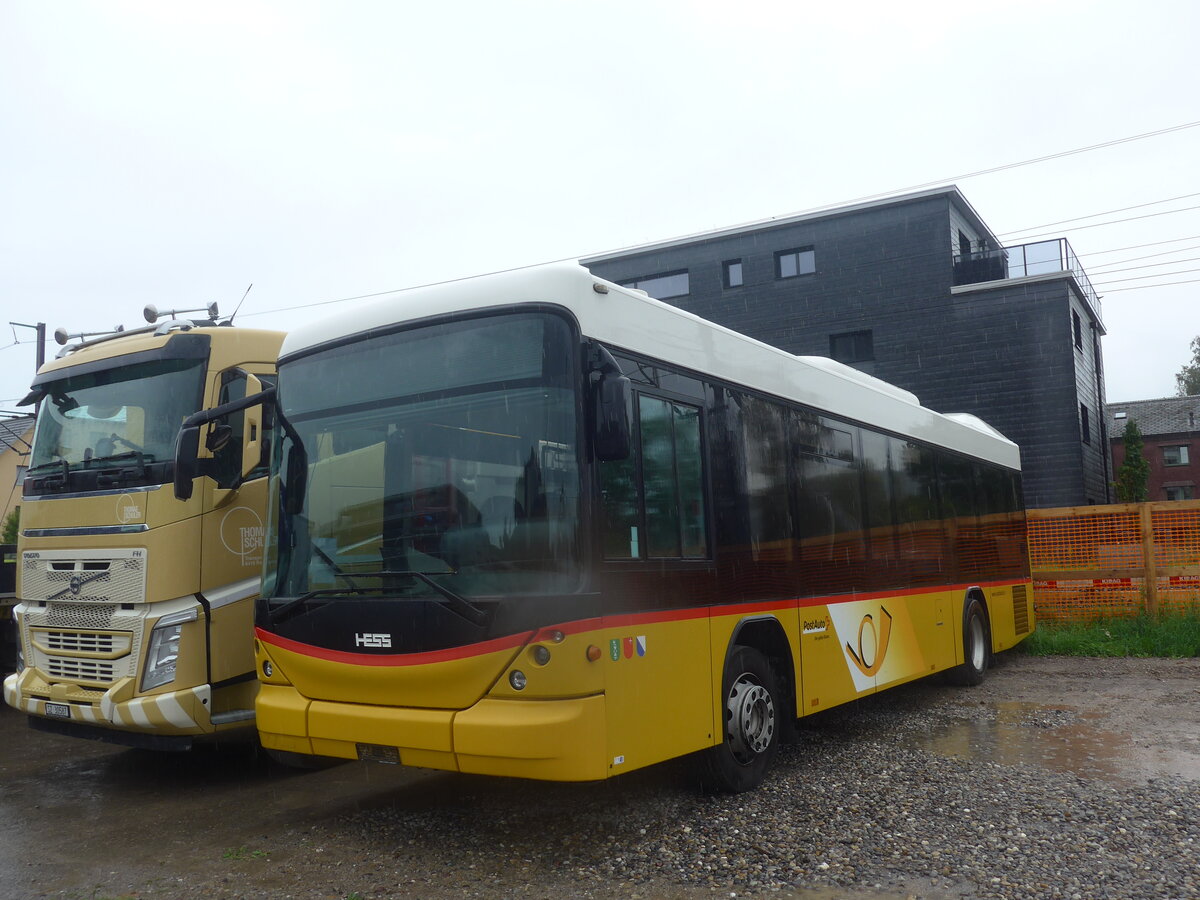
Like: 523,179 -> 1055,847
3,0 -> 1198,417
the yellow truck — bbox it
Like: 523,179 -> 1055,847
3,307 -> 283,749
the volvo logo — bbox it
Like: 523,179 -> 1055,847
69,574 -> 83,596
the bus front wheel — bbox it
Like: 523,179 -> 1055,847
700,645 -> 780,793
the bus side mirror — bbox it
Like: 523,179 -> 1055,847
594,373 -> 631,461
283,444 -> 307,515
174,424 -> 202,500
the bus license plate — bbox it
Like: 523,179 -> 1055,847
44,703 -> 71,719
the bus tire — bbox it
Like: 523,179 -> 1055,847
700,645 -> 780,793
946,597 -> 989,686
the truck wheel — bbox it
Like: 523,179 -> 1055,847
700,645 -> 780,793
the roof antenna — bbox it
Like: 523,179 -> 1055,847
226,284 -> 253,325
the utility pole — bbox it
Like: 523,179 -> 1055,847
9,321 -> 46,373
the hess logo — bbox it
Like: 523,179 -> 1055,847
355,633 -> 392,649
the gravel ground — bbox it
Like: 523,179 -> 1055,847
9,653 -> 1200,900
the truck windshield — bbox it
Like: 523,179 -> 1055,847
264,312 -> 582,603
28,358 -> 206,473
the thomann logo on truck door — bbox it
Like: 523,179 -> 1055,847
220,507 -> 264,566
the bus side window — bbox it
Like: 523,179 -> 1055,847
860,429 -> 897,586
640,396 -> 707,558
736,393 -> 792,562
792,411 -> 865,595
937,451 -> 978,583
891,438 -> 945,586
599,394 -> 708,560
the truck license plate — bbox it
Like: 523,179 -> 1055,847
44,702 -> 71,719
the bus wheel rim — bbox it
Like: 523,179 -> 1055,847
726,674 -> 774,762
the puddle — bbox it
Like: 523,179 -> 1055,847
915,701 -> 1200,783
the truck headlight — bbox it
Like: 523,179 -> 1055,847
141,623 -> 183,691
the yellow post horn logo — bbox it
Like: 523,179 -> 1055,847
846,606 -> 893,677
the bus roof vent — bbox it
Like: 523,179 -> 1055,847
943,412 -> 1010,441
794,356 -> 921,406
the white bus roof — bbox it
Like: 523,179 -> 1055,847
281,263 -> 1020,470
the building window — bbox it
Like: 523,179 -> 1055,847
1163,445 -> 1190,466
775,247 -> 815,279
1072,310 -> 1083,350
1080,404 -> 1091,444
830,330 -> 874,364
621,271 -> 689,300
722,259 -> 743,288
1165,485 -> 1194,501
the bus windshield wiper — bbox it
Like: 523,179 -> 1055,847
268,570 -> 490,627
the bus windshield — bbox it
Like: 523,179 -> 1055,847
28,358 -> 206,473
264,312 -> 582,604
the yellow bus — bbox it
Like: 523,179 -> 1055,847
180,263 -> 1031,790
3,308 -> 284,749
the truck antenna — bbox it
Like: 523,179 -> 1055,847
227,284 -> 253,324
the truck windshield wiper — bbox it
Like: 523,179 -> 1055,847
267,569 -> 490,627
88,449 -> 152,470
27,457 -> 71,487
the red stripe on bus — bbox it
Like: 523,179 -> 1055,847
257,578 -> 1030,665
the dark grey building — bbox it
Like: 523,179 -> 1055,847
583,186 -> 1108,509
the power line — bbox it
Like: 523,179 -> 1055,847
1076,234 -> 1200,259
995,203 -> 1200,246
1101,278 -> 1200,293
1086,255 -> 1200,278
997,191 -> 1200,237
35,124 -> 1200,327
1092,266 -> 1200,286
766,119 -> 1200,222
1084,243 -> 1200,271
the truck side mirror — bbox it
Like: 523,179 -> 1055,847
594,373 -> 632,461
173,385 -> 277,501
174,424 -> 202,500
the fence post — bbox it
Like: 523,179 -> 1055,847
1139,503 -> 1159,615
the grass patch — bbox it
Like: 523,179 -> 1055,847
1022,608 -> 1200,657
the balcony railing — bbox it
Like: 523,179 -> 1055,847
954,237 -> 1102,326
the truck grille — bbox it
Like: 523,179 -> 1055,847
46,658 -> 118,684
37,629 -> 132,657
22,549 -> 147,605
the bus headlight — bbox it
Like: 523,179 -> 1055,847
141,623 -> 183,691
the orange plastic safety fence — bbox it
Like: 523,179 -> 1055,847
1028,500 -> 1200,622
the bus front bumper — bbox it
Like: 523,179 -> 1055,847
257,683 -> 610,782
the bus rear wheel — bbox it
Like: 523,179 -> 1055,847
946,597 -> 990,686
700,645 -> 780,793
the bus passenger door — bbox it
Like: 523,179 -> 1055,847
596,392 -> 715,774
